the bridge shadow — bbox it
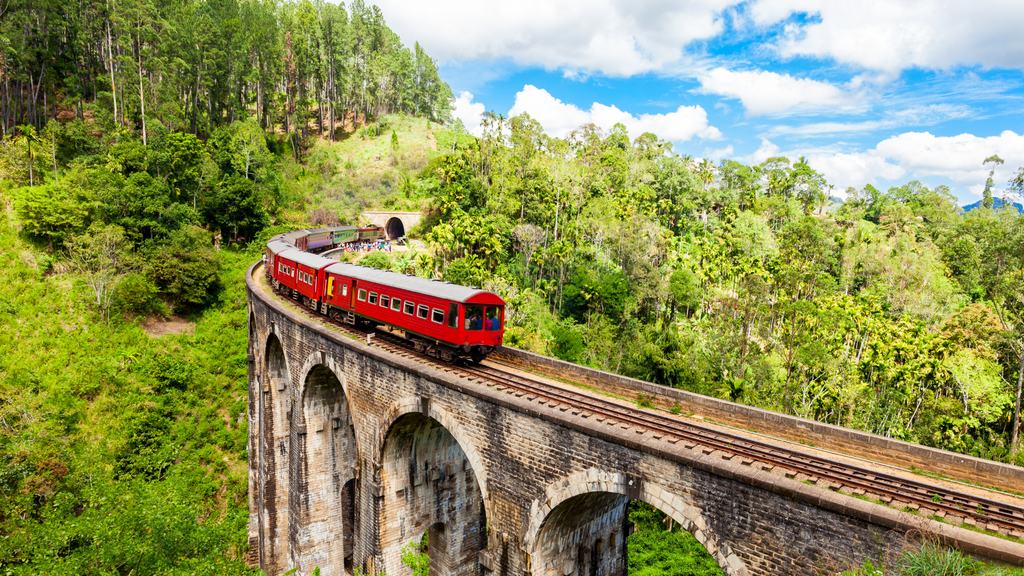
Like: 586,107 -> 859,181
379,413 -> 486,576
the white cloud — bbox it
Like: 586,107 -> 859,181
742,138 -> 783,164
738,131 -> 1024,199
748,0 -> 1024,73
704,145 -> 735,161
697,67 -> 864,116
764,104 -> 973,137
873,130 -> 1024,186
374,0 -> 736,76
805,151 -> 906,190
452,91 -> 486,136
508,85 -> 721,143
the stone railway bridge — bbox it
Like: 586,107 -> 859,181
246,262 -> 1024,576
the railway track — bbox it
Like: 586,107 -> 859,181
262,273 -> 1024,540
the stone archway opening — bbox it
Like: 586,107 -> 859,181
385,217 -> 405,240
380,413 -> 486,576
533,493 -> 723,576
249,311 -> 257,352
624,501 -> 721,576
261,334 -> 292,574
293,365 -> 358,576
342,478 -> 357,575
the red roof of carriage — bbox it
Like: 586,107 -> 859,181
325,263 -> 505,305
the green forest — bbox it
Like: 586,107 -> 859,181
409,118 -> 1024,466
2,0 -> 1024,573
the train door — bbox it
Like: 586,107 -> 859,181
350,280 -> 357,309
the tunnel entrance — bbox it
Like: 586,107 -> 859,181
385,217 -> 405,240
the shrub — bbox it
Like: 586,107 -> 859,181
360,251 -> 393,271
115,272 -> 168,317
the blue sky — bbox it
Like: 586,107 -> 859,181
376,0 -> 1024,203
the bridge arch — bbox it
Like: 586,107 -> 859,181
290,361 -> 359,576
260,333 -> 293,574
523,468 -> 747,576
376,399 -> 489,576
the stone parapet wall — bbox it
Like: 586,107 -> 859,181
493,346 -> 1024,493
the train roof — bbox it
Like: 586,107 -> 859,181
266,240 -> 294,256
279,230 -> 309,244
324,263 -> 506,305
278,249 -> 337,270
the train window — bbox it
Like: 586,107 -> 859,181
417,305 -> 428,319
431,308 -> 444,324
341,285 -> 348,297
405,301 -> 415,315
485,306 -> 502,331
368,292 -> 378,305
464,305 -> 484,331
447,303 -> 458,328
391,298 -> 402,311
380,295 -> 390,308
358,289 -> 367,302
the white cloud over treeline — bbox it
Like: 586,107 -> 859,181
453,86 -> 721,144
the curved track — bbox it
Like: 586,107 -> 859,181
261,268 -> 1024,539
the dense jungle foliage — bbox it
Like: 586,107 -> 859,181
405,118 -> 1024,468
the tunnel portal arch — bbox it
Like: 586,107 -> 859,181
385,217 -> 405,240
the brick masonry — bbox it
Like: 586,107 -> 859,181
246,263 -> 1024,576
491,348 -> 1024,493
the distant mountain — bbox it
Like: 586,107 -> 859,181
961,197 -> 1024,214
962,196 -> 1019,215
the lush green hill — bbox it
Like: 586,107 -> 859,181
0,205 -> 257,574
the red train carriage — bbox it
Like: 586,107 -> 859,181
321,263 -> 505,362
265,240 -> 294,282
265,227 -> 506,362
273,249 -> 336,310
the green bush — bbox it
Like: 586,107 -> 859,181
627,502 -> 721,576
147,225 -> 220,307
115,272 -> 168,317
360,251 -> 393,270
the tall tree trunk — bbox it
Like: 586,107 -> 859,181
1012,348 -> 1024,456
137,43 -> 146,145
107,18 -> 117,126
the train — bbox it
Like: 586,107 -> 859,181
264,225 -> 506,362
274,225 -> 385,253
